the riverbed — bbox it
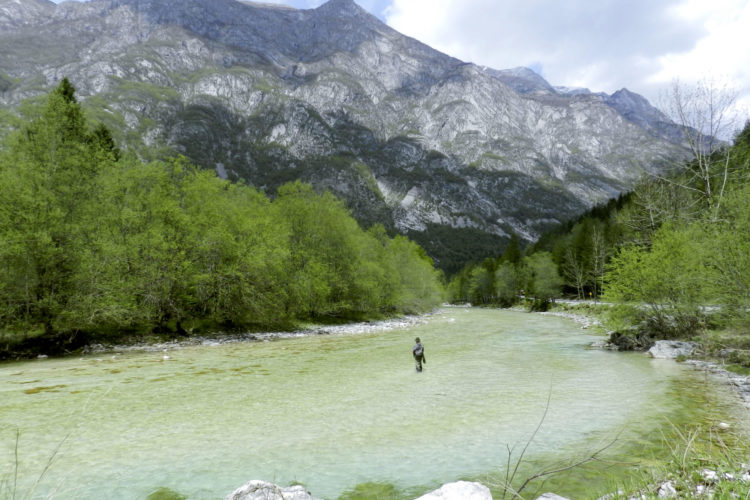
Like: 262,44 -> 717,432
1,308 -> 745,499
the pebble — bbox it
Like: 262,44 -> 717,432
702,469 -> 719,482
540,310 -> 602,330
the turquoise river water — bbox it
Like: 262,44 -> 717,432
0,308 -> 746,499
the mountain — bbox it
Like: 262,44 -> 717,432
484,66 -> 556,95
0,0 -> 688,272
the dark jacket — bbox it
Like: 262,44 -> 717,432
412,342 -> 425,359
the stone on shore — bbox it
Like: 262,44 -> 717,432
224,480 -> 321,500
648,340 -> 694,359
657,480 -> 677,497
414,481 -> 492,500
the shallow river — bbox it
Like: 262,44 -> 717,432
0,308 -> 745,499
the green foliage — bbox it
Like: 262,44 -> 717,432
274,181 -> 371,317
701,182 -> 750,319
494,261 -> 522,307
611,424 -> 750,500
337,481 -> 410,500
604,224 -> 709,308
382,234 -> 445,313
530,194 -> 629,298
0,83 -> 444,346
502,234 -> 522,265
406,224 -> 510,276
448,241 -> 568,308
468,259 -> 497,304
524,252 -> 563,302
273,182 -> 443,318
146,487 -> 187,500
0,78 -> 118,333
522,119 -> 750,339
598,121 -> 750,335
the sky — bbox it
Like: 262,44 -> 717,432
51,0 -> 750,127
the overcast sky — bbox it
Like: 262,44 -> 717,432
52,0 -> 750,126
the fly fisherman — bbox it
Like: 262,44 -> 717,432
412,337 -> 426,372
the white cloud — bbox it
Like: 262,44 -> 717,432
650,0 -> 750,123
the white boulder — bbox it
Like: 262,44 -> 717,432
648,340 -> 694,359
414,481 -> 492,500
536,494 -> 570,500
225,480 -> 321,500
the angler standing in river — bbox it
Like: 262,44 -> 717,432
412,337 -> 426,372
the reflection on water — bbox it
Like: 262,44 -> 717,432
0,308 -> 743,499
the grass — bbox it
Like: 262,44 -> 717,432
1,429 -> 70,500
337,482 -> 412,500
604,422 -> 750,499
146,487 -> 187,500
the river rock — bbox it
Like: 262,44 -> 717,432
536,494 -> 570,500
414,481 -> 492,500
657,480 -> 677,498
589,339 -> 615,350
701,468 -> 719,483
224,480 -> 321,500
648,340 -> 695,359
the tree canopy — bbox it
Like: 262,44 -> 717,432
0,80 -> 445,340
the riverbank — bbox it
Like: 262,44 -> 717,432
542,301 -> 750,409
0,313 -> 431,361
533,302 -> 750,499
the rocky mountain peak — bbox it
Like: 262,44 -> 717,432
604,87 -> 680,142
485,66 -> 555,94
608,88 -> 659,114
314,0 -> 369,18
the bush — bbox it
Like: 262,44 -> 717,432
527,298 -> 552,312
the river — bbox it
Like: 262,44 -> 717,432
0,308 -> 745,499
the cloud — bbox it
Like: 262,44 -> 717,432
650,0 -> 750,118
386,0 -> 700,89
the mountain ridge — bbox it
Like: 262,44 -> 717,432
0,0 -> 689,272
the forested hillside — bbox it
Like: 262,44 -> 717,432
0,80 -> 444,355
450,115 -> 750,335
